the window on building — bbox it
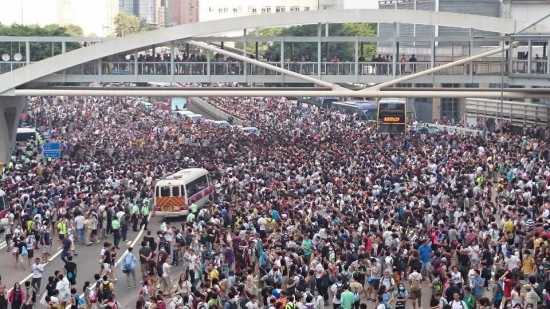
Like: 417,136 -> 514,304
208,7 -> 213,12
276,6 -> 285,12
441,98 -> 460,122
464,83 -> 479,88
304,6 -> 310,11
218,7 -> 223,12
290,6 -> 300,11
414,83 -> 433,88
396,83 -> 412,88
248,6 -> 257,13
233,7 -> 238,13
261,6 -> 271,13
223,7 -> 228,12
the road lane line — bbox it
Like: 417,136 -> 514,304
7,247 -> 64,293
66,215 -> 151,309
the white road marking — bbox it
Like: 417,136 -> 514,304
65,214 -> 151,309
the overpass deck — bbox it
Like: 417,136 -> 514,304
0,31 -> 549,86
0,59 -> 538,85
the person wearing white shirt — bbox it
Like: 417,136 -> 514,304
161,260 -> 172,295
449,292 -> 468,309
504,251 -> 521,271
74,214 -> 86,245
31,258 -> 44,296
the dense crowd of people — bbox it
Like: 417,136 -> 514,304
0,87 -> 549,309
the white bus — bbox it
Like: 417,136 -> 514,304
153,168 -> 213,217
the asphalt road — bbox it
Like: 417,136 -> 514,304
1,213 -> 442,309
0,215 -> 169,309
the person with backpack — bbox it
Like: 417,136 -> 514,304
304,294 -> 316,309
340,284 -> 355,309
121,246 -> 138,289
98,275 -> 114,303
449,292 -> 468,309
408,268 -> 423,309
22,280 -> 36,309
331,280 -> 343,309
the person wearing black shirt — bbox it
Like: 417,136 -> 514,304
64,256 -> 78,287
148,253 -> 158,295
139,241 -> 152,282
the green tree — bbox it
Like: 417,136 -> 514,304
0,23 -> 83,61
113,12 -> 141,37
140,25 -> 159,32
235,23 -> 376,61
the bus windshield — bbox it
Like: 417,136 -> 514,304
16,132 -> 36,143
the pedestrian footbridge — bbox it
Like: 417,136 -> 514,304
1,9 -> 550,163
1,9 -> 550,93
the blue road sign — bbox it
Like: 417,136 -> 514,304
42,142 -> 61,159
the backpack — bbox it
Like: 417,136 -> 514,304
75,294 -> 84,306
229,301 -> 239,309
51,304 -> 64,309
411,274 -> 421,290
157,300 -> 167,309
306,304 -> 315,309
433,278 -> 443,293
100,282 -> 112,299
354,290 -> 360,302
335,284 -> 343,299
28,287 -> 36,303
159,237 -> 168,250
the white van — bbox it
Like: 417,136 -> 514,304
173,110 -> 194,119
214,121 -> 230,128
241,127 -> 260,136
185,114 -> 203,123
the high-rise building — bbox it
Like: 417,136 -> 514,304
119,0 -> 140,16
139,0 -> 156,24
172,0 -> 199,25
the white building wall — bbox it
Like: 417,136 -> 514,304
343,0 -> 378,9
502,1 -> 550,32
198,0 -> 319,23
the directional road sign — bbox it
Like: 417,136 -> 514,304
42,142 -> 61,159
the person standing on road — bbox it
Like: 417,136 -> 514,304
60,233 -> 71,264
121,246 -> 138,289
139,240 -> 152,282
31,258 -> 44,296
111,216 -> 121,250
131,202 -> 140,232
140,202 -> 150,231
74,212 -> 85,246
340,284 -> 355,309
56,216 -> 68,249
64,255 -> 78,288
41,225 -> 52,263
5,222 -> 13,253
120,210 -> 129,242
22,281 -> 35,309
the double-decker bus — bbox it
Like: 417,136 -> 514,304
332,101 -> 378,122
377,98 -> 407,133
153,168 -> 213,217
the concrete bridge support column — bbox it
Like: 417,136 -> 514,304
0,96 -> 24,164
